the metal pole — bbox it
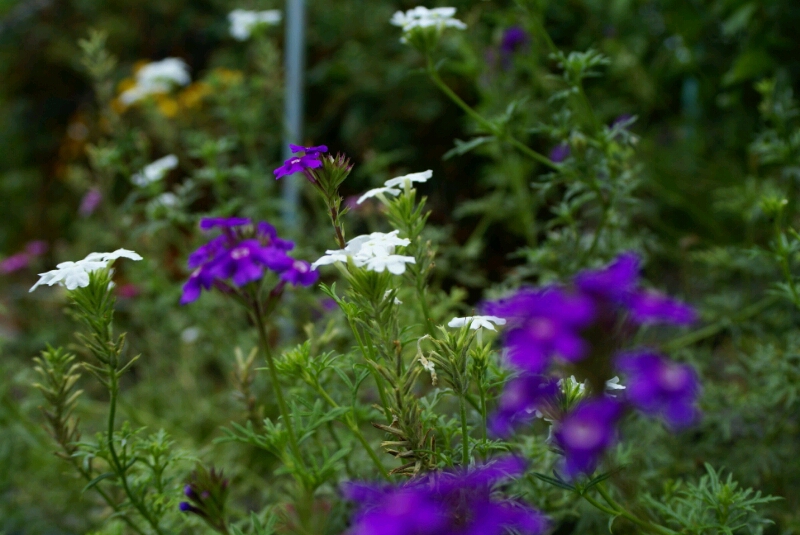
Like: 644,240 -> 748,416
281,0 -> 305,234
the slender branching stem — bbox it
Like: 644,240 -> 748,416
459,393 -> 470,466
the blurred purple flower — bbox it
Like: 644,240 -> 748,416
199,217 -> 251,230
484,288 -> 594,372
79,188 -> 102,217
617,351 -> 700,428
280,259 -> 319,287
25,241 -> 48,256
274,144 -> 328,180
343,457 -> 547,535
554,397 -> 623,477
116,283 -> 140,299
490,375 -> 559,437
500,26 -> 529,55
0,253 -> 30,274
548,143 -> 570,163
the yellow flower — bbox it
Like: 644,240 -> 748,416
179,82 -> 211,109
154,94 -> 179,118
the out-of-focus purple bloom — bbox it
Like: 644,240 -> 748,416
199,217 -> 251,230
611,114 -> 634,130
627,291 -> 696,325
0,252 -> 30,274
116,283 -> 140,298
25,241 -> 48,256
343,457 -> 548,535
500,26 -> 529,55
490,375 -> 559,437
616,351 -> 699,428
554,397 -> 623,477
280,259 -> 319,286
548,143 -> 570,163
79,188 -> 102,217
181,217 -> 315,304
575,253 -> 695,326
274,144 -> 328,180
484,288 -> 594,372
290,143 -> 328,156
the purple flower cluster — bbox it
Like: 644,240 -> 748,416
273,144 -> 328,180
343,457 -> 547,535
485,253 -> 700,477
0,240 -> 48,274
181,217 -> 317,304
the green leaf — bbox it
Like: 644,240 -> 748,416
532,471 -> 575,491
82,471 -> 116,493
443,136 -> 495,160
722,50 -> 775,87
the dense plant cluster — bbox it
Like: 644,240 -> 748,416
2,1 -> 800,534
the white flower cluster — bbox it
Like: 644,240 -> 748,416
228,9 -> 282,41
357,170 -> 432,204
120,58 -> 191,105
390,6 -> 467,33
131,155 -> 179,187
447,315 -> 507,331
30,249 -> 142,292
312,231 -> 416,275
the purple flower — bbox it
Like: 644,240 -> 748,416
611,114 -> 634,130
548,143 -> 570,163
79,188 -> 102,217
280,259 -> 319,287
554,398 -> 623,477
575,253 -> 695,326
25,241 -> 48,256
181,217 -> 312,304
0,252 -> 30,274
490,375 -> 559,437
343,458 -> 547,535
274,144 -> 328,180
500,26 -> 529,55
616,351 -> 700,428
485,288 -> 594,372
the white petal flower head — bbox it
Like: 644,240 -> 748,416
311,249 -> 350,269
390,6 -> 466,32
131,155 -> 179,187
30,249 -> 142,292
605,376 -> 625,394
356,186 -> 401,205
384,170 -> 433,189
447,315 -> 507,331
365,255 -> 416,275
120,58 -> 190,104
229,9 -> 282,41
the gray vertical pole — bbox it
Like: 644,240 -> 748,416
282,0 -> 305,233
280,0 -> 305,341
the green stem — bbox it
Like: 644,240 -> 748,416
416,278 -> 437,338
314,384 -> 391,480
478,384 -> 488,442
594,484 -> 677,535
251,304 -> 304,469
107,373 -> 166,535
345,315 -> 392,421
459,394 -> 470,466
425,58 -> 558,171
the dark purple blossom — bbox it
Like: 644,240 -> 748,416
343,458 -> 547,535
181,217 -> 315,304
79,188 -> 102,217
274,144 -> 328,179
500,26 -> 529,55
611,114 -> 634,130
0,252 -> 30,274
548,143 -> 570,163
25,240 -> 48,256
616,351 -> 699,428
485,288 -> 594,372
627,291 -> 696,325
490,375 -> 559,437
554,397 -> 623,478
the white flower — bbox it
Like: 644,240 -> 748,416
120,58 -> 190,104
153,192 -> 179,208
384,170 -> 432,189
365,254 -> 416,275
131,155 -> 179,187
311,231 -> 414,274
384,290 -> 402,304
447,315 -> 507,331
181,327 -> 201,344
356,186 -> 401,204
390,7 -> 466,32
605,376 -> 625,395
229,9 -> 282,41
30,249 -> 142,292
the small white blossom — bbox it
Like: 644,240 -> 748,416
356,186 -> 401,205
229,9 -> 282,41
447,315 -> 507,331
120,58 -> 190,104
390,6 -> 466,32
181,327 -> 201,344
311,249 -> 350,269
131,155 -> 179,187
605,376 -> 626,395
153,192 -> 179,208
384,170 -> 433,189
30,249 -> 142,292
384,290 -> 402,304
365,254 -> 416,275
